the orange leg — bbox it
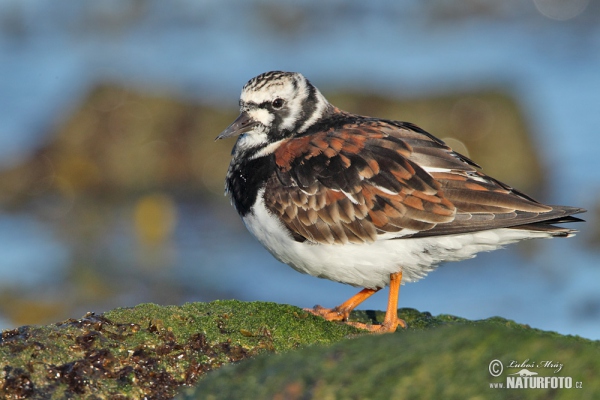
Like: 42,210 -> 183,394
304,287 -> 379,321
307,271 -> 407,334
347,271 -> 406,333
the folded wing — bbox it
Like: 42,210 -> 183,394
264,118 -> 584,244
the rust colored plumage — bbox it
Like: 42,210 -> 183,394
265,121 -> 458,244
263,118 -> 581,244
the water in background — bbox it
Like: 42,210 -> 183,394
1,1 -> 599,339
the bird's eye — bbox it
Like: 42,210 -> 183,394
271,98 -> 284,109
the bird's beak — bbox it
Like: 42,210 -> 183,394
215,111 -> 258,140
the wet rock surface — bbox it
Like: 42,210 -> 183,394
0,301 -> 359,399
186,322 -> 600,400
3,301 -> 597,399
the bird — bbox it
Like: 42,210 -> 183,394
216,71 -> 585,333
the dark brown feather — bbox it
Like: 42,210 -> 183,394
264,116 -> 584,244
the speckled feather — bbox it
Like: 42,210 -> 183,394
264,114 -> 581,244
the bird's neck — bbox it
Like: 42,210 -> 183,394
226,154 -> 275,217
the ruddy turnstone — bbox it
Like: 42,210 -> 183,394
216,71 -> 585,333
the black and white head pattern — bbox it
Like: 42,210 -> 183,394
233,71 -> 331,156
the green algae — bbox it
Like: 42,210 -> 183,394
185,322 -> 600,400
0,301 -> 360,399
2,301 -> 597,399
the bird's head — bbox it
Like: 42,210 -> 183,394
216,71 -> 331,157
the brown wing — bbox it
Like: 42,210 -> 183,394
394,121 -> 584,237
264,120 -> 456,244
264,118 -> 582,244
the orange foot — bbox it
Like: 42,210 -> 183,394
304,287 -> 379,322
306,271 -> 406,334
346,316 -> 407,334
304,305 -> 351,321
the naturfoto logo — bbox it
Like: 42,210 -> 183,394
488,359 -> 583,390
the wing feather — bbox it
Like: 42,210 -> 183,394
264,118 -> 582,244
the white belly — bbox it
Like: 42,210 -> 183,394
242,193 -> 554,289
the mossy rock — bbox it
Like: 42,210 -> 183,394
184,322 -> 599,400
2,301 -> 597,399
0,301 -> 361,399
0,84 -> 544,208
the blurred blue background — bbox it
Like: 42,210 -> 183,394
1,0 -> 599,339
